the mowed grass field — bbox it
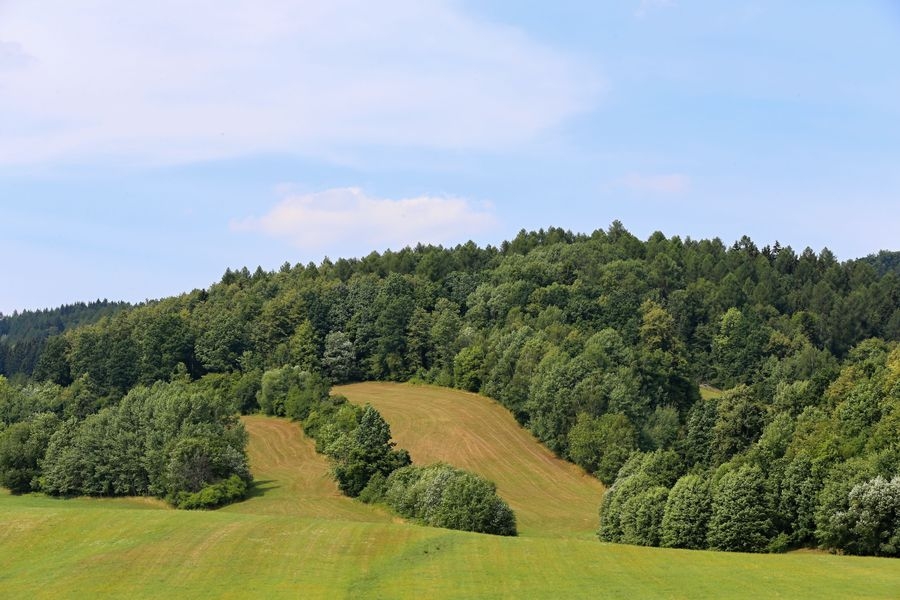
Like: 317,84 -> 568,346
335,382 -> 604,538
2,383 -> 900,598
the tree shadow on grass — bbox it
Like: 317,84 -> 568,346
245,479 -> 280,500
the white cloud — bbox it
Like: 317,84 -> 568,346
232,187 -> 497,252
620,172 -> 690,194
0,1 -> 600,166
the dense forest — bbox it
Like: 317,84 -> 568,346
0,300 -> 130,379
1,223 -> 899,553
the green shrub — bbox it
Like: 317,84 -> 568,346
384,463 -> 516,536
175,475 -> 248,510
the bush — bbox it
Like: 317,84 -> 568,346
174,475 -> 248,510
384,463 -> 517,536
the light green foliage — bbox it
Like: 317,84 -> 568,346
661,473 -> 712,549
567,412 -> 637,484
258,366 -> 329,420
38,380 -> 250,507
384,463 -> 516,536
707,464 -> 772,552
453,344 -> 484,392
828,476 -> 900,556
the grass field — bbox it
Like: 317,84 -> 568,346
335,382 -> 604,538
2,382 -> 900,598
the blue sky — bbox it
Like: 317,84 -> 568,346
1,0 -> 898,313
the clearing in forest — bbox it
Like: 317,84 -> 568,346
221,415 -> 393,523
336,381 -> 605,538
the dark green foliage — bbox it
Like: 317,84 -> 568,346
322,331 -> 356,383
707,464 -> 772,552
619,485 -> 668,546
0,413 -> 60,493
774,452 -> 821,547
0,300 -> 128,379
815,458 -> 878,551
3,223 -> 900,555
384,463 -> 516,536
33,336 -> 72,386
330,405 -> 411,496
711,386 -> 765,465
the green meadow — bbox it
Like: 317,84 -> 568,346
2,383 -> 899,599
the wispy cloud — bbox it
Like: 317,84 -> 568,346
0,1 -> 600,166
635,0 -> 676,18
0,40 -> 32,69
620,172 -> 691,194
232,187 -> 498,253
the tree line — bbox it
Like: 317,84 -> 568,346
0,375 -> 251,509
0,223 -> 897,549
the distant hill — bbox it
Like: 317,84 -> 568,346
0,300 -> 130,378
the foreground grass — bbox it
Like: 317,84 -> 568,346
2,385 -> 900,598
3,489 -> 900,599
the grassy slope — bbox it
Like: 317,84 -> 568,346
335,382 -> 604,538
221,415 -> 394,523
2,384 -> 900,598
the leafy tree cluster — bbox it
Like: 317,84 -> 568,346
373,463 -> 517,536
0,378 -> 251,509
600,341 -> 900,556
313,402 -> 412,497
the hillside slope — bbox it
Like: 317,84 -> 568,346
336,382 -> 605,538
3,409 -> 900,598
221,415 -> 393,523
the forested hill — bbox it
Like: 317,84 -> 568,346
2,222 -> 899,555
0,300 -> 130,378
862,250 -> 900,277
